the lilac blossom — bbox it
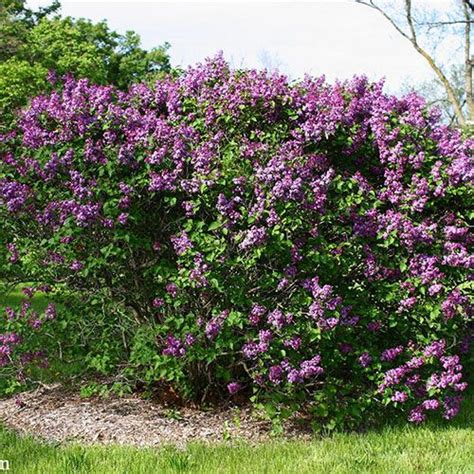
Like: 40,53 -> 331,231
227,382 -> 242,394
170,232 -> 193,256
358,352 -> 372,367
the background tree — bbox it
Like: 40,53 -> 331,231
0,0 -> 171,129
355,0 -> 473,128
0,0 -> 61,60
400,65 -> 465,126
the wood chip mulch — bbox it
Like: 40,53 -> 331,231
0,384 -> 313,447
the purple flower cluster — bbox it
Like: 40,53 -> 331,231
248,304 -> 266,326
380,346 -> 404,362
162,335 -> 186,357
6,243 -> 19,263
0,333 -> 22,367
267,309 -> 293,330
170,232 -> 193,256
227,381 -> 242,394
239,226 -> 267,250
205,310 -> 229,340
267,355 -> 324,385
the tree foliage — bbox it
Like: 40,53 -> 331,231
0,0 -> 170,129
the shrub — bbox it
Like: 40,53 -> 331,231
0,54 -> 473,428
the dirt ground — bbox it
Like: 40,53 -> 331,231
0,384 -> 312,447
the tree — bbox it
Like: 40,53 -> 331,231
0,0 -> 61,60
0,1 -> 171,129
401,65 -> 465,126
355,0 -> 473,128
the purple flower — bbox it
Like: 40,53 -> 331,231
321,317 -> 339,331
258,329 -> 273,344
358,352 -> 372,368
117,213 -> 128,225
428,284 -> 443,296
443,396 -> 462,420
70,260 -> 84,271
166,283 -> 178,297
45,303 -> 56,320
267,309 -> 291,330
205,320 -> 221,340
268,365 -> 283,383
239,226 -> 267,250
283,336 -> 302,351
227,382 -> 242,394
309,301 -> 324,320
162,335 -> 186,357
423,340 -> 446,358
406,356 -> 424,369
397,296 -> 417,313
118,182 -> 132,195
391,391 -> 408,403
249,304 -> 266,326
441,289 -> 467,320
6,243 -> 19,263
378,366 -> 408,392
408,406 -> 426,424
367,321 -> 382,332
287,369 -> 303,384
299,356 -> 323,378
5,307 -> 16,321
170,232 -> 193,256
422,399 -> 440,411
182,201 -> 195,217
276,278 -> 289,291
30,319 -> 42,330
46,69 -> 57,84
242,342 -> 263,359
152,298 -> 164,308
380,345 -> 404,362
22,287 -> 35,298
189,253 -> 209,287
205,311 -> 228,340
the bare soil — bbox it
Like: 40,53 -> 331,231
0,384 -> 312,447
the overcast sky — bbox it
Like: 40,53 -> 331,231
27,0 -> 448,92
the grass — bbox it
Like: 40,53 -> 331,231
0,284 -> 49,312
0,394 -> 473,474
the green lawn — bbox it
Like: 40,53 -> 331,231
0,394 -> 473,474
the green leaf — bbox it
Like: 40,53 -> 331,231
208,221 -> 222,231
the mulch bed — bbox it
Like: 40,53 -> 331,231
0,384 -> 312,447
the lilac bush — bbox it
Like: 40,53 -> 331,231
0,54 -> 473,428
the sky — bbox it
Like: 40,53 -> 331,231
27,0 -> 447,93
